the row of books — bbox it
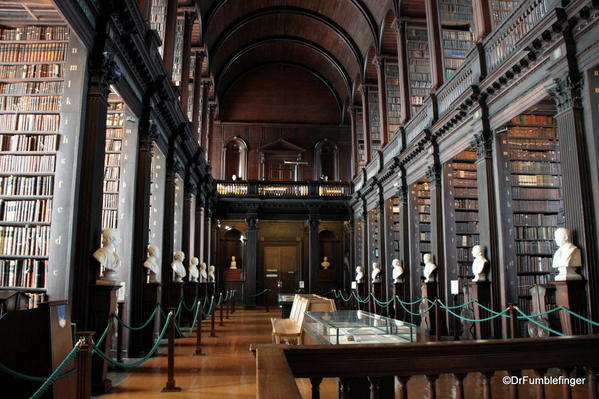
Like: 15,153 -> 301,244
513,200 -> 561,213
0,26 -> 68,41
507,128 -> 557,140
0,175 -> 53,196
0,225 -> 50,256
102,209 -> 118,229
510,161 -> 561,175
106,128 -> 124,139
512,187 -> 561,200
108,102 -> 125,111
456,222 -> 479,234
442,29 -> 475,42
0,154 -> 55,173
0,113 -> 60,131
103,193 -> 119,209
0,81 -> 63,94
455,212 -> 479,222
0,134 -> 58,152
518,274 -> 551,296
105,140 -> 122,152
0,199 -> 52,222
439,0 -> 474,23
457,264 -> 474,278
0,44 -> 67,63
418,204 -> 430,213
0,259 -> 47,289
517,255 -> 553,273
444,54 -> 468,66
515,226 -> 556,240
512,115 -> 554,126
106,113 -> 125,127
510,149 -> 559,162
516,241 -> 555,254
456,234 -> 480,247
0,95 -> 61,112
454,187 -> 478,197
453,169 -> 477,179
104,153 -> 121,166
456,247 -> 475,262
103,180 -> 120,193
104,166 -> 120,180
450,178 -> 477,187
452,161 -> 477,170
513,213 -> 558,227
454,199 -> 478,209
0,64 -> 63,79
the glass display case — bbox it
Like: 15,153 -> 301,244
278,293 -> 296,318
303,310 -> 417,344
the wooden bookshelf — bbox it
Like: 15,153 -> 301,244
410,178 -> 431,276
368,208 -> 380,268
102,96 -> 125,230
173,174 -> 184,253
150,0 -> 168,57
439,0 -> 475,79
172,17 -> 185,86
367,88 -> 381,155
444,150 -> 480,288
406,26 -> 431,115
0,25 -> 79,298
385,62 -> 401,139
389,197 -> 401,259
149,143 -> 167,254
491,0 -> 521,28
503,115 -> 562,316
355,217 -> 365,269
355,109 -> 366,168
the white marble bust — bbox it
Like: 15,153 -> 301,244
208,265 -> 216,282
471,245 -> 489,282
171,251 -> 186,282
94,229 -> 121,284
188,257 -> 199,282
199,262 -> 208,282
321,256 -> 331,270
371,262 -> 381,283
143,245 -> 161,283
553,227 -> 583,281
423,253 -> 437,283
355,266 -> 365,283
230,256 -> 238,269
392,258 -> 404,283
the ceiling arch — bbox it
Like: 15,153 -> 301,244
216,39 -> 352,107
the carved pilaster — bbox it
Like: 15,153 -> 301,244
472,131 -> 493,161
547,76 -> 583,114
245,216 -> 258,306
426,163 -> 442,187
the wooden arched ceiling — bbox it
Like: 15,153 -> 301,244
380,10 -> 399,56
216,40 -> 351,107
209,13 -> 360,87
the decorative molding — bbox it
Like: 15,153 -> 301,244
547,75 -> 584,114
426,164 -> 442,186
471,131 -> 493,160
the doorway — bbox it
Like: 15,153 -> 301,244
266,160 -> 294,181
262,245 -> 297,306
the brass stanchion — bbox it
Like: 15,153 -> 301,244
162,310 -> 181,392
210,296 -> 216,337
219,293 -> 224,327
225,292 -> 230,320
76,331 -> 94,399
116,302 -> 124,364
232,292 -> 236,313
194,300 -> 205,356
509,304 -> 519,338
434,299 -> 441,342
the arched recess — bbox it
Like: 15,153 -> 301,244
221,136 -> 248,180
314,139 -> 340,181
222,228 -> 245,270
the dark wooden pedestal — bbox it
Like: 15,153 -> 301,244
338,376 -> 394,399
182,282 -> 198,327
370,282 -> 382,314
554,280 -> 588,335
419,282 -> 438,341
468,281 -> 492,339
393,282 -> 406,320
354,282 -> 365,310
91,283 -> 119,394
130,282 -> 161,357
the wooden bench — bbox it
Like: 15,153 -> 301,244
271,294 -> 336,345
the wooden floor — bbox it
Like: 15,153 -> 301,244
96,309 -> 592,399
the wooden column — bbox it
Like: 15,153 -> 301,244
128,97 -> 158,356
199,80 -> 211,149
138,0 -> 153,22
162,0 -> 178,80
191,51 -> 205,141
424,0 -> 444,90
210,216 -> 219,287
376,186 -> 388,300
181,182 -> 195,260
204,209 -> 212,267
548,75 -> 599,325
374,57 -> 389,146
244,216 -> 258,306
359,86 -> 372,164
71,39 -> 121,328
160,157 -> 182,309
394,20 -> 412,124
206,103 -> 216,162
178,12 -> 195,110
194,196 -> 205,263
396,168 -> 411,316
472,131 -> 502,338
426,153 -> 446,304
348,106 -> 358,176
308,217 -> 320,294
472,0 -> 493,42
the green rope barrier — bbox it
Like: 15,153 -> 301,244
190,301 -> 202,329
559,307 -> 599,327
472,301 -> 512,317
0,361 -> 75,383
351,291 -> 371,304
397,297 -> 425,306
95,319 -> 113,349
29,341 -> 82,399
203,296 -> 215,317
370,293 -> 395,307
174,301 -> 183,318
440,299 -> 477,310
439,301 -> 512,322
112,304 -> 160,331
514,306 -> 564,336
92,313 -> 172,368
337,290 -> 352,302
251,289 -> 270,297
397,296 -> 436,316
182,295 -> 198,312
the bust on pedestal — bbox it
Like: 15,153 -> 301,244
321,256 -> 331,270
355,266 -> 365,283
468,245 -> 492,339
199,262 -> 208,282
94,229 -> 121,285
552,227 -> 583,281
188,257 -> 199,282
208,265 -> 216,282
423,253 -> 437,283
371,262 -> 381,283
230,256 -> 237,269
171,251 -> 186,282
471,245 -> 489,282
144,245 -> 161,283
392,258 -> 404,283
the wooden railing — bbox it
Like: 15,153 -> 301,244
436,48 -> 479,117
216,180 -> 351,198
254,336 -> 599,399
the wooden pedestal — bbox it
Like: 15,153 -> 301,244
554,280 -> 589,335
169,281 -> 183,309
354,282 -> 365,310
224,268 -> 243,281
393,282 -> 406,320
130,282 -> 161,357
91,283 -> 119,394
182,282 -> 198,327
370,282 -> 382,314
419,282 -> 438,340
468,281 -> 492,339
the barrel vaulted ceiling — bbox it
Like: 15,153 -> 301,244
183,0 -> 431,123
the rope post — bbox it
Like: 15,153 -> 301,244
194,300 -> 205,357
162,310 -> 181,392
232,292 -> 236,313
76,331 -> 94,399
116,302 -> 124,364
265,289 -> 270,313
509,304 -> 519,339
219,293 -> 224,327
434,298 -> 441,342
210,296 -> 216,337
225,292 -> 230,320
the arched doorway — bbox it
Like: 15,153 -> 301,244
221,137 -> 248,180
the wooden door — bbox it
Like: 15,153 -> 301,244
263,246 -> 297,305
266,160 -> 293,181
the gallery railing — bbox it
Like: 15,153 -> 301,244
254,336 -> 599,399
216,180 -> 351,198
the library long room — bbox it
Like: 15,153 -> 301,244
0,1 -> 598,398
